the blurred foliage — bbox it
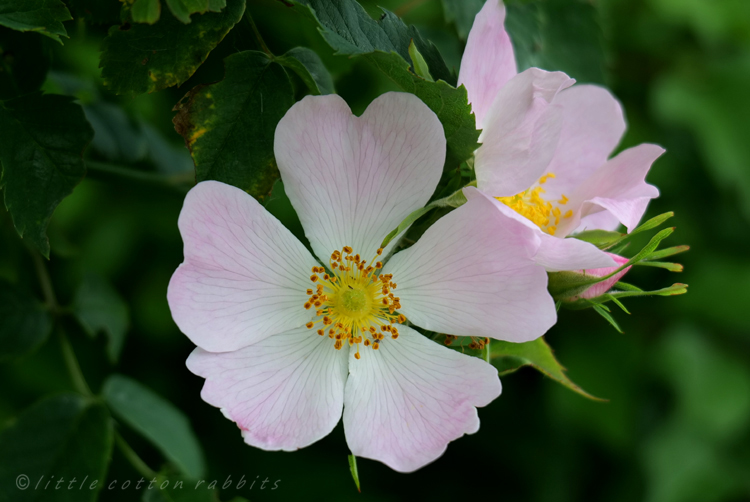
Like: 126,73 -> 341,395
0,0 -> 748,501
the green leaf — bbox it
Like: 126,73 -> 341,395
593,303 -> 623,332
643,244 -> 690,261
0,394 -> 113,502
634,260 -> 684,272
0,0 -> 72,43
0,28 -> 52,100
505,0 -> 606,84
572,229 -> 624,248
72,272 -> 129,363
294,0 -> 480,167
573,211 -> 675,251
380,186 -> 468,248
368,51 -> 480,167
173,50 -> 294,198
0,92 -> 94,257
549,226 -> 676,300
295,0 -> 454,85
0,280 -> 53,361
563,283 -> 689,310
141,471 -> 219,502
441,0 -> 483,39
131,0 -> 162,24
164,0 -> 208,23
103,374 -> 206,479
348,454 -> 361,493
408,40 -> 433,82
275,47 -> 334,95
99,0 -> 245,97
489,337 -> 604,401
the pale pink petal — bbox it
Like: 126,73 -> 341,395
383,187 -> 556,342
167,181 -> 320,353
274,93 -> 445,262
343,324 -> 501,473
534,232 -> 618,272
541,85 -> 626,201
467,188 -> 615,271
574,210 -> 622,233
475,69 -> 575,197
458,0 -> 517,128
567,253 -> 631,301
559,144 -> 664,235
186,325 -> 348,451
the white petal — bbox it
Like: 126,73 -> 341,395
458,0 -> 517,128
573,210 -> 622,233
343,324 -> 501,472
467,187 -> 616,271
383,187 -> 556,342
187,325 -> 349,451
562,143 -> 664,234
274,93 -> 445,262
476,69 -> 575,196
167,181 -> 320,352
534,232 -> 617,272
541,84 -> 626,201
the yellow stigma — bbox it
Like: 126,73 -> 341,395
495,173 -> 573,236
303,246 -> 403,360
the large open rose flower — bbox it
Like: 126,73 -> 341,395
459,0 -> 665,272
167,92 -> 556,472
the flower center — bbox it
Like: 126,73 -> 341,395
303,246 -> 404,360
495,173 -> 573,236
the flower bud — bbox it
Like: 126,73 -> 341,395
565,253 -> 631,301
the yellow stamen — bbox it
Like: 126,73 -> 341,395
495,173 -> 572,235
302,246 -> 405,358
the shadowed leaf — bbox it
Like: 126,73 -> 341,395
0,92 -> 93,257
0,0 -> 72,43
173,50 -> 294,198
0,394 -> 113,502
99,0 -> 244,97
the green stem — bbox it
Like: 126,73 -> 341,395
30,250 -> 58,311
115,431 -> 157,479
244,11 -> 273,57
85,161 -> 194,191
58,331 -> 93,397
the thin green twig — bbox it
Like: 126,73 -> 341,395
86,161 -> 194,191
58,330 -> 93,397
30,250 -> 58,311
115,431 -> 157,479
244,12 -> 273,57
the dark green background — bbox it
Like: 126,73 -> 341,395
1,0 -> 749,501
